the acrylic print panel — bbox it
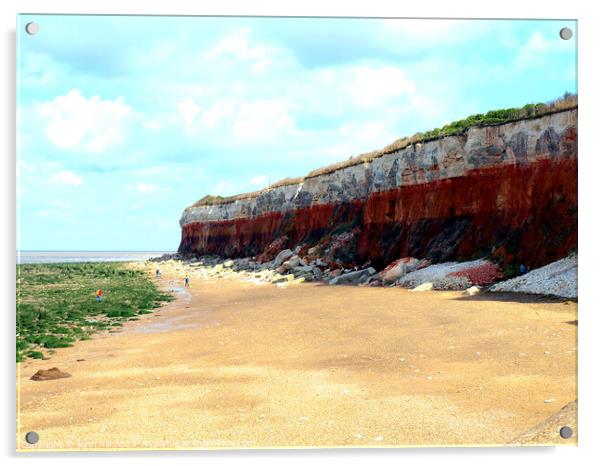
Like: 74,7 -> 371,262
16,14 -> 577,451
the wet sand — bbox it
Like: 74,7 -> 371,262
17,269 -> 577,450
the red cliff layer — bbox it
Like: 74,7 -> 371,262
180,157 -> 577,270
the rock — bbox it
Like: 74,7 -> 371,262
358,274 -> 371,285
307,246 -> 319,255
283,255 -> 301,270
464,286 -> 481,296
411,282 -> 434,292
30,367 -> 71,381
223,259 -> 234,268
273,249 -> 294,268
380,257 -> 420,283
293,265 -> 315,274
399,259 -> 499,290
329,268 -> 375,285
315,258 -> 327,267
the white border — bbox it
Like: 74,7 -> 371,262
3,1 -> 601,464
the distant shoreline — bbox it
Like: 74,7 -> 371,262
17,251 -> 174,265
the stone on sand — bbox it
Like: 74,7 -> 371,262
464,286 -> 481,296
30,367 -> 71,381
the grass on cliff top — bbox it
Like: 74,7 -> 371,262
187,93 -> 577,209
16,262 -> 174,363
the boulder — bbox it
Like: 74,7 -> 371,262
223,259 -> 234,268
293,265 -> 315,274
283,255 -> 301,270
273,249 -> 294,268
30,367 -> 71,381
329,268 -> 376,285
399,259 -> 500,290
380,257 -> 420,283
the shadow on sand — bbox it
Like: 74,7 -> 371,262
451,291 -> 576,305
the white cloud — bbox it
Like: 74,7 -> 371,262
37,89 -> 132,153
352,66 -> 415,108
232,100 -> 294,141
204,29 -> 275,73
50,170 -> 83,186
380,19 -> 487,45
249,175 -> 269,186
512,31 -> 574,72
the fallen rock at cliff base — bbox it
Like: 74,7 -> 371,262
30,367 -> 71,381
490,255 -> 577,299
282,255 -> 301,270
329,267 -> 376,285
273,249 -> 294,268
380,257 -> 421,283
398,259 -> 501,290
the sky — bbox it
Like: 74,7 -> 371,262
16,16 -> 577,251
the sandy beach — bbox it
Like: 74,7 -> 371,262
17,265 -> 577,450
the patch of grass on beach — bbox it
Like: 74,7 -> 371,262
16,262 -> 173,362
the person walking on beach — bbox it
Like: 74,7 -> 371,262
96,289 -> 103,303
156,269 -> 161,278
185,275 -> 189,287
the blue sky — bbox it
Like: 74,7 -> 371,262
17,16 -> 577,251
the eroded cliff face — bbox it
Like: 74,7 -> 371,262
179,108 -> 577,270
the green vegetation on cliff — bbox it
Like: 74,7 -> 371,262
16,262 -> 173,362
418,93 -> 577,141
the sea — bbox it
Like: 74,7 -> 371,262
17,251 -> 174,265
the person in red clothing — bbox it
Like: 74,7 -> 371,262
96,289 -> 103,302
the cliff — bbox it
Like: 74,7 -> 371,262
179,106 -> 577,271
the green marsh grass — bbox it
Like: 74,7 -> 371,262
16,262 -> 173,362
